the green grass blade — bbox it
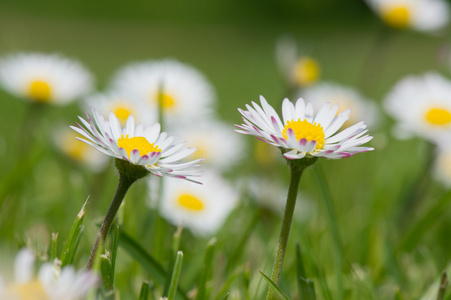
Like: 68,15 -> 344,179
110,220 -> 119,286
100,251 -> 114,290
60,199 -> 87,267
167,251 -> 184,300
139,281 -> 150,300
258,271 -> 290,300
296,244 -> 316,300
219,292 -> 230,300
164,224 -> 183,295
50,232 -> 58,261
196,238 -> 217,300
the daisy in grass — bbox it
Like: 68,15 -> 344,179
160,169 -> 238,236
173,120 -> 245,172
71,110 -> 202,182
0,52 -> 93,104
0,248 -> 98,300
110,59 -> 215,128
384,72 -> 451,142
84,91 -> 155,127
71,110 -> 203,269
301,82 -> 380,128
276,36 -> 320,88
236,96 -> 374,160
54,127 -> 108,172
365,0 -> 449,32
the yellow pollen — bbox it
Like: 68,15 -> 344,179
425,107 -> 451,126
153,93 -> 176,110
282,119 -> 325,150
113,105 -> 134,125
293,57 -> 320,87
382,6 -> 410,28
28,80 -> 52,102
117,134 -> 161,158
177,193 -> 204,211
3,280 -> 47,300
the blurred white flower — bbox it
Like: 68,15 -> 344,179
365,0 -> 449,32
84,91 -> 155,127
159,169 -> 238,236
301,82 -> 380,128
276,36 -> 320,88
173,119 -> 245,172
54,127 -> 109,172
110,59 -> 215,129
384,72 -> 451,142
0,52 -> 94,104
0,248 -> 98,300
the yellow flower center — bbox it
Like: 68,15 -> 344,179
3,280 -> 47,300
382,5 -> 410,28
154,93 -> 176,110
425,107 -> 451,126
113,105 -> 134,125
177,193 -> 204,211
282,119 -> 325,150
62,132 -> 90,161
117,134 -> 161,158
293,57 -> 320,87
28,80 -> 52,103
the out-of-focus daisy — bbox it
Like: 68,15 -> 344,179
301,82 -> 380,128
433,145 -> 451,188
365,0 -> 449,32
173,120 -> 245,172
110,59 -> 215,128
276,36 -> 320,88
235,96 -> 374,160
54,127 -> 109,172
0,248 -> 98,300
0,52 -> 94,104
71,110 -> 202,182
384,72 -> 451,142
84,91 -> 155,127
159,169 -> 238,236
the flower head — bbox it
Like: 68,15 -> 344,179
0,248 -> 98,300
110,59 -> 215,129
384,72 -> 451,142
158,169 -> 238,235
71,110 -> 203,183
365,0 -> 449,32
0,52 -> 94,104
235,96 -> 374,160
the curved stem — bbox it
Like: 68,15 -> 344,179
267,163 -> 304,299
87,173 -> 134,270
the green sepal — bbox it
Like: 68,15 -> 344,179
115,158 -> 149,183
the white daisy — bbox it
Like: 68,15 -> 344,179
0,248 -> 98,300
275,36 -> 320,88
433,144 -> 451,188
384,72 -> 451,142
71,110 -> 202,183
53,127 -> 109,172
301,82 -> 380,128
83,91 -> 155,127
110,59 -> 215,128
235,96 -> 374,160
365,0 -> 449,32
159,169 -> 238,236
172,119 -> 245,172
0,52 -> 94,104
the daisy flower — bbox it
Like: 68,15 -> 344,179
0,52 -> 94,104
83,91 -> 155,127
71,110 -> 202,183
172,119 -> 245,172
365,0 -> 449,32
110,59 -> 215,128
384,72 -> 451,142
159,169 -> 238,236
301,82 -> 380,128
275,36 -> 320,88
0,248 -> 98,300
53,127 -> 109,172
235,96 -> 374,160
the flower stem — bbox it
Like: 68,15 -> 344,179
267,161 -> 306,299
87,173 -> 134,270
